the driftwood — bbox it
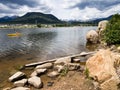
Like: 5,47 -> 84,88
24,51 -> 95,67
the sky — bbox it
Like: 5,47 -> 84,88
0,0 -> 120,21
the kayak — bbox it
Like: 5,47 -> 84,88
7,33 -> 22,37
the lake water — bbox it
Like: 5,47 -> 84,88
0,26 -> 97,88
0,26 -> 97,60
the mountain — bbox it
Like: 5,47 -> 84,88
7,12 -> 61,24
0,16 -> 19,23
89,15 -> 113,23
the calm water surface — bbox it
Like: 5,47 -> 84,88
0,26 -> 97,59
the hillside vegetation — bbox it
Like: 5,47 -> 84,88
8,12 -> 61,24
104,14 -> 120,45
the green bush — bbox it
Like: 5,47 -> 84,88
104,14 -> 120,45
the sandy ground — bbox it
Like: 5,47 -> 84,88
29,70 -> 95,90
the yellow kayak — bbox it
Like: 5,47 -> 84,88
7,32 -> 22,37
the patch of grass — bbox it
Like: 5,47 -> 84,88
84,68 -> 89,78
60,66 -> 69,76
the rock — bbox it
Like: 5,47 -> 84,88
73,58 -> 80,63
9,71 -> 25,82
65,63 -> 80,70
28,76 -> 42,88
30,71 -> 37,77
3,87 -> 11,90
48,71 -> 59,78
30,69 -> 47,77
14,79 -> 27,87
117,46 -> 120,52
36,68 -> 47,74
54,65 -> 64,73
86,49 -> 120,90
54,57 -> 71,65
35,63 -> 52,69
47,82 -> 54,87
98,20 -> 108,31
92,81 -> 99,90
11,87 -> 30,90
86,30 -> 99,44
110,45 -> 116,51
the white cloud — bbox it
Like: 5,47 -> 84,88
0,0 -> 120,21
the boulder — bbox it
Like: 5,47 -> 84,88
35,63 -> 52,69
54,65 -> 64,72
28,76 -> 42,88
14,79 -> 27,87
65,63 -> 80,71
117,46 -> 120,52
86,30 -> 99,44
86,49 -> 120,90
11,87 -> 30,90
9,71 -> 25,82
54,57 -> 71,65
48,71 -> 59,78
98,20 -> 108,31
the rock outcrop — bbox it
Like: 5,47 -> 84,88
86,49 -> 120,90
86,30 -> 99,44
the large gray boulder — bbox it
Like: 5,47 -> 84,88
11,87 -> 30,90
35,63 -> 53,69
86,30 -> 99,44
14,79 -> 27,87
28,76 -> 42,88
9,71 -> 25,82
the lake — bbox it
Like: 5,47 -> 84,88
0,26 -> 97,88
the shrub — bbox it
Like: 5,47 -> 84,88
104,14 -> 120,45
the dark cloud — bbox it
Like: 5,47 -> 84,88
71,0 -> 120,10
0,0 -> 38,7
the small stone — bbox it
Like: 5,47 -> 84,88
47,82 -> 54,86
28,76 -> 42,88
73,58 -> 80,63
54,65 -> 64,73
9,71 -> 25,82
48,71 -> 59,78
14,79 -> 27,87
35,63 -> 52,69
36,68 -> 47,74
11,87 -> 30,90
65,63 -> 80,70
54,57 -> 71,65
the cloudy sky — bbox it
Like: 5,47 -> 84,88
0,0 -> 120,21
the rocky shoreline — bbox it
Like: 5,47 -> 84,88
3,20 -> 120,90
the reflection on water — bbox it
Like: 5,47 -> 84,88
0,26 -> 97,60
